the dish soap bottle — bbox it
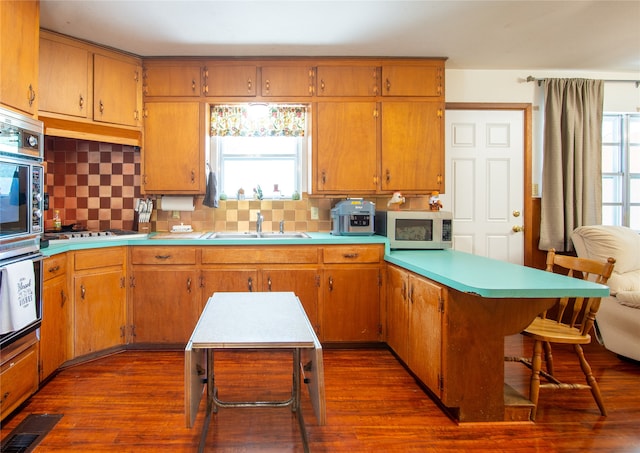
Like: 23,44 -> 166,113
53,210 -> 62,231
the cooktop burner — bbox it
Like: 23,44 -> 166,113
43,229 -> 147,242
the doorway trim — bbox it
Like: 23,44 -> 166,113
445,103 -> 537,267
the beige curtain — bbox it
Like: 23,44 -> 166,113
539,78 -> 604,252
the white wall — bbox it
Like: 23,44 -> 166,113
445,69 -> 640,194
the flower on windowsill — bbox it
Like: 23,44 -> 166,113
253,185 -> 263,200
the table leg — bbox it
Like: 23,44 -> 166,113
198,349 -> 215,453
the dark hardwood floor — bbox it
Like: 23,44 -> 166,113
2,335 -> 639,452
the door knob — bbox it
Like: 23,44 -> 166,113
512,225 -> 524,233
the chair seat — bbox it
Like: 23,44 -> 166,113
522,317 -> 591,344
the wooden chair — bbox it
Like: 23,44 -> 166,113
507,249 -> 616,420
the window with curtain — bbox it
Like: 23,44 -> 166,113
602,113 -> 640,231
210,104 -> 308,199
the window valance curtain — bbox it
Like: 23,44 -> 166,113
539,78 -> 604,252
210,105 -> 306,137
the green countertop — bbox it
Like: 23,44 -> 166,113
41,233 -> 609,300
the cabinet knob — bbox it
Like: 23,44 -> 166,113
99,100 -> 104,114
78,94 -> 84,109
385,78 -> 391,92
80,284 -> 86,300
248,276 -> 253,292
328,276 -> 334,292
265,79 -> 271,93
247,78 -> 252,92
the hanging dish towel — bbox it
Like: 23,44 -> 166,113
0,260 -> 37,334
203,171 -> 218,208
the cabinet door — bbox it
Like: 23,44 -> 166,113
93,53 -> 141,127
381,64 -> 444,97
316,66 -> 379,96
0,0 -> 39,114
201,269 -> 259,298
321,267 -> 381,342
39,37 -> 90,118
143,63 -> 202,97
206,65 -> 257,96
261,268 -> 319,331
0,342 -> 38,420
381,101 -> 444,192
386,265 -> 409,361
142,102 -> 204,193
315,102 -> 378,193
261,66 -> 313,97
408,275 -> 443,397
132,269 -> 201,344
74,269 -> 126,357
40,275 -> 70,381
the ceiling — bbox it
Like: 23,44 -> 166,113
40,0 -> 640,73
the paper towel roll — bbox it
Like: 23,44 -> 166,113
160,196 -> 195,212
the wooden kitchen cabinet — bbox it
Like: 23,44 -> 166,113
143,62 -> 203,97
321,245 -> 384,342
93,53 -> 142,127
381,63 -> 444,97
0,0 -> 39,115
261,65 -> 314,97
316,66 -> 379,97
39,35 -> 91,119
72,248 -> 127,358
205,64 -> 257,96
381,101 -> 444,192
40,254 -> 71,382
386,264 -> 445,398
142,101 -> 205,194
130,246 -> 201,344
0,334 -> 39,421
315,102 -> 378,193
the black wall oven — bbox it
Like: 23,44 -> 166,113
0,106 -> 44,348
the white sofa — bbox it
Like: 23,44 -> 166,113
572,225 -> 640,362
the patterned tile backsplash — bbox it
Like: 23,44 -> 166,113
44,137 -> 434,233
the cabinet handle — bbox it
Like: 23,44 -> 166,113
328,276 -> 333,292
134,110 -> 139,121
321,171 -> 326,185
192,79 -> 196,91
134,70 -> 139,82
60,289 -> 66,307
248,276 -> 253,292
320,79 -> 325,92
80,284 -> 86,300
342,253 -> 359,259
247,78 -> 252,92
385,78 -> 391,92
186,277 -> 192,293
267,276 -> 272,291
155,255 -> 171,260
99,100 -> 104,114
265,79 -> 270,93
48,265 -> 60,273
191,170 -> 195,184
79,94 -> 84,109
386,169 -> 391,184
2,392 -> 9,402
28,84 -> 36,106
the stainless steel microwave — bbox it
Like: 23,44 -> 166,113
375,210 -> 453,250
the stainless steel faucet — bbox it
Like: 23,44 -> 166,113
256,211 -> 263,233
279,219 -> 285,234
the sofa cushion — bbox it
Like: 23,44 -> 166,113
607,269 -> 640,295
616,291 -> 640,309
572,225 -> 640,274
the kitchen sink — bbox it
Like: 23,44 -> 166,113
207,232 -> 310,239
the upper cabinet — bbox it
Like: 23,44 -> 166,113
381,63 -> 444,97
143,62 -> 203,97
205,64 -> 258,97
316,66 -> 379,97
0,0 -> 39,115
37,30 -> 143,145
93,53 -> 142,127
261,65 -> 314,97
39,36 -> 91,119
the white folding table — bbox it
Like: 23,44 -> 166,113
185,291 -> 325,453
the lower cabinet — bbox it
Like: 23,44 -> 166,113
386,264 -> 445,398
0,333 -> 39,421
130,246 -> 200,344
72,248 -> 127,357
40,254 -> 70,382
261,268 -> 319,333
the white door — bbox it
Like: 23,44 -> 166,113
445,110 -> 524,264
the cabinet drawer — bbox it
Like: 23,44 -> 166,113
75,247 -> 124,270
323,245 -> 382,264
44,254 -> 67,281
202,246 -> 318,265
0,343 -> 38,420
131,246 -> 197,265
